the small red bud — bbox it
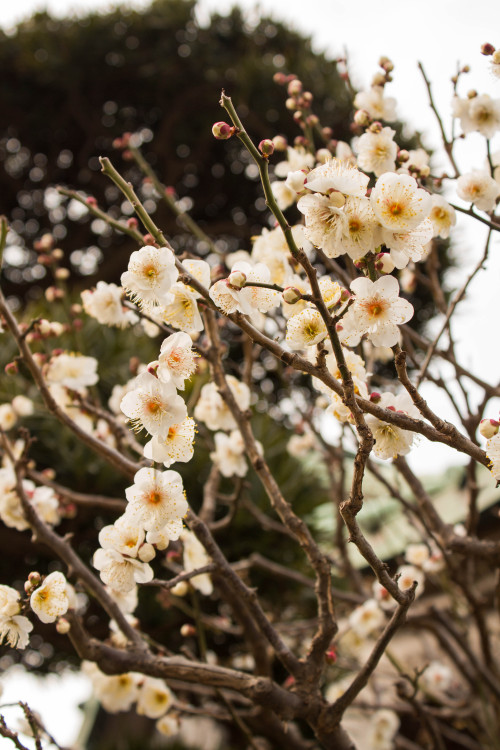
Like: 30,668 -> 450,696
85,196 -> 98,207
212,121 -> 234,140
324,648 -> 337,665
258,139 -> 275,157
4,361 -> 18,375
127,217 -> 138,229
481,43 -> 496,56
370,392 -> 381,403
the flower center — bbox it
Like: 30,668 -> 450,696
148,490 -> 163,505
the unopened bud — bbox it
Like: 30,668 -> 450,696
324,648 -> 337,665
142,234 -> 156,245
467,89 -> 477,99
33,353 -> 46,367
398,149 -> 410,163
180,623 -> 196,638
322,127 -> 333,139
315,148 -> 332,164
287,79 -> 302,97
212,121 -> 234,140
258,139 -> 275,157
462,65 -> 470,74
138,543 -> 156,563
372,72 -> 386,87
127,217 -> 138,228
379,56 -> 394,72
85,196 -> 97,207
375,252 -> 395,274
368,121 -> 383,134
45,286 -> 64,302
353,258 -> 367,270
55,268 -> 70,280
171,581 -> 188,597
293,111 -> 304,125
493,50 -> 500,65
294,135 -> 308,148
5,361 -> 18,375
282,287 -> 302,304
285,97 -> 297,110
370,392 -> 381,403
147,361 -> 159,377
228,270 -> 246,289
273,72 -> 287,85
481,43 -> 496,56
52,248 -> 64,260
272,135 -> 288,151
306,114 -> 319,127
56,618 -> 71,634
70,304 -> 82,316
339,288 -> 351,303
26,571 -> 42,591
479,419 -> 500,439
326,190 -> 346,208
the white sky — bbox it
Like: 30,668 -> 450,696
0,1 -> 499,740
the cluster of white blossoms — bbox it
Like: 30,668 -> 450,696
0,584 -> 33,649
84,662 -> 176,729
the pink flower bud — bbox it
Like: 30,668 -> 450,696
212,121 -> 234,140
282,287 -> 302,304
339,288 -> 351,303
4,361 -> 18,375
287,78 -> 302,96
479,419 -> 499,439
147,361 -> 159,377
369,121 -> 383,134
324,648 -> 337,665
370,392 -> 381,403
85,196 -> 97,207
142,234 -> 156,245
180,624 -> 196,637
353,258 -> 367,270
55,268 -> 70,280
294,136 -> 308,148
273,72 -> 287,85
127,217 -> 138,228
322,127 -> 333,139
227,270 -> 247,289
258,139 -> 275,157
379,56 -> 394,72
481,43 -> 496,56
306,114 -> 318,127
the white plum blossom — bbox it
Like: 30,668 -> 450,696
0,404 -> 18,431
452,94 -> 500,138
45,353 -> 99,390
121,245 -> 178,309
271,180 -> 296,210
396,564 -> 424,598
429,195 -> 456,239
90,668 -> 139,713
371,173 -> 432,232
365,392 -> 418,460
421,661 -> 453,695
143,417 -> 196,468
337,197 -> 379,259
210,431 -> 248,477
456,169 -> 500,212
274,146 -> 315,178
81,281 -> 138,328
286,308 -> 327,350
181,259 -> 211,294
287,431 -> 317,458
124,467 -> 187,535
156,715 -> 179,737
12,395 -> 34,417
297,193 -> 348,257
120,371 -> 187,439
341,276 -> 413,347
98,516 -> 145,558
354,86 -> 397,121
158,282 -> 204,333
381,217 -> 434,269
210,262 -> 279,318
0,585 -> 33,649
367,709 -> 400,750
303,158 -> 369,197
180,528 -> 213,595
136,677 -> 174,719
356,126 -> 398,176
30,571 -> 70,624
405,543 -> 430,567
194,377 -> 250,432
93,547 -> 154,592
486,432 -> 500,481
349,598 -> 385,638
157,332 -> 198,389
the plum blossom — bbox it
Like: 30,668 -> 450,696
274,146 -> 314,178
286,308 -> 327,350
121,245 -> 178,309
356,126 -> 398,176
303,158 -> 369,197
341,276 -> 413,347
367,709 -> 400,750
81,281 -> 138,328
88,666 -> 139,713
45,353 -> 99,390
381,217 -> 434,269
93,547 -> 154,592
120,371 -> 187,439
136,677 -> 174,719
210,261 -> 280,318
0,585 -> 33,649
429,195 -> 456,239
364,392 -> 418,459
297,193 -> 348,257
354,86 -> 397,121
157,332 -> 198,389
180,528 -> 213,595
143,417 -> 196,468
486,432 -> 500,481
371,173 -> 432,232
456,169 -> 500,212
124,467 -> 187,535
452,94 -> 500,138
30,571 -> 69,624
349,598 -> 385,638
210,430 -> 248,477
194,377 -> 250,432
